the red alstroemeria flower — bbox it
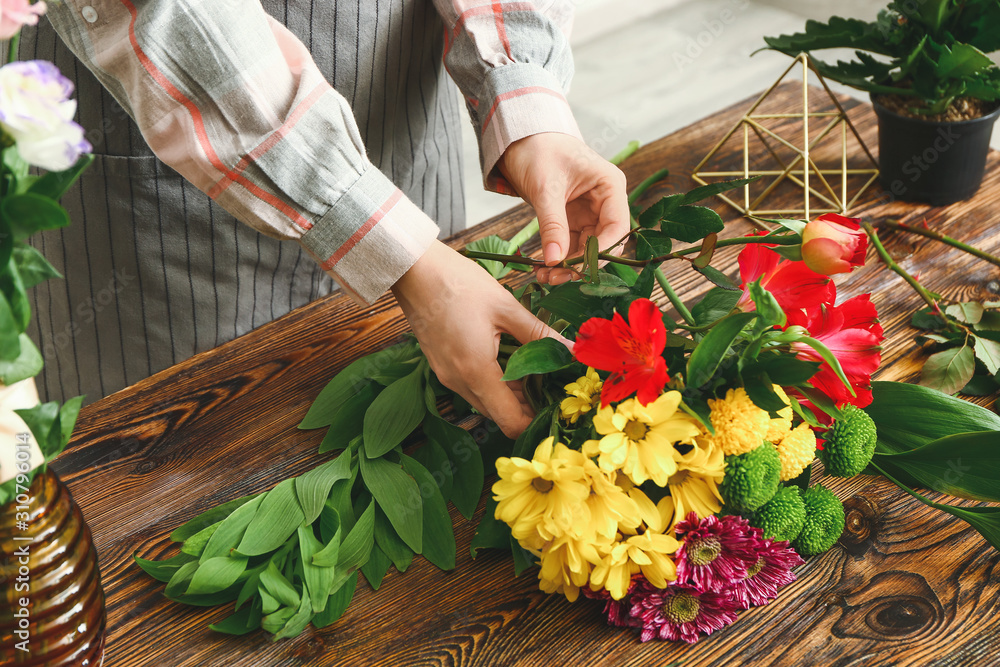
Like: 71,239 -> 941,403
574,298 -> 669,406
801,213 -> 868,276
786,293 -> 884,409
735,241 -> 834,313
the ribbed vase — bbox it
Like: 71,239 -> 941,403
1,468 -> 106,666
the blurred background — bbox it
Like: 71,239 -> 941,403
460,0 -> 1000,225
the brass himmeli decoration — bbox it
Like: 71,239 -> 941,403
692,53 -> 879,218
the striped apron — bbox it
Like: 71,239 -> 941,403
17,1 -> 466,405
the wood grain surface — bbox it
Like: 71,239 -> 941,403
52,83 -> 1000,667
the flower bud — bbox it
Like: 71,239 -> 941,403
800,213 -> 867,276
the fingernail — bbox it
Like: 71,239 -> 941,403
544,243 -> 562,265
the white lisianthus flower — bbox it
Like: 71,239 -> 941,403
0,60 -> 91,171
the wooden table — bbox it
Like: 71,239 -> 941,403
54,83 -> 1000,667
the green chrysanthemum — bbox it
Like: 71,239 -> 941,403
750,485 -> 806,542
719,442 -> 781,513
793,484 -> 845,557
819,405 -> 878,477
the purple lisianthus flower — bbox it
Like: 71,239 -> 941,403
0,60 -> 91,171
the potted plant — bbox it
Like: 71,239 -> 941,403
1,9 -> 104,664
763,0 -> 1000,205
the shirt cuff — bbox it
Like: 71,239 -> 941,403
298,164 -> 439,305
477,63 -> 583,195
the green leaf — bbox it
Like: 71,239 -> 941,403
400,454 -> 457,571
14,401 -> 59,455
536,282 -> 613,329
57,395 -> 83,450
133,552 -> 197,583
1,193 -> 70,240
272,587 -> 314,640
209,604 -> 262,636
299,340 -> 418,429
873,462 -> 1000,553
465,234 -> 529,278
298,525 -> 335,613
962,373 -> 999,396
26,154 -> 94,201
0,334 -> 43,385
470,498 -> 512,558
259,561 -> 300,609
10,243 -> 61,289
750,354 -> 821,386
236,479 -> 304,557
363,365 -> 426,458
327,500 -> 374,570
743,375 -> 790,414
605,261 -> 638,287
693,264 -> 739,291
797,336 -> 855,397
360,543 -> 392,590
0,256 -> 31,331
235,563 -> 267,611
358,455 -> 422,553
946,302 -> 984,325
510,535 -> 537,576
634,229 -> 673,260
318,383 -> 379,453
410,440 -> 453,501
920,344 -> 976,395
660,205 -> 725,243
0,293 -> 22,359
295,453 -> 353,524
692,288 -> 740,327
501,338 -> 574,381
973,335 -> 1000,376
311,571 -> 357,629
679,177 -> 759,205
200,494 -> 265,561
180,522 -> 220,557
686,312 -> 756,387
170,493 -> 262,542
260,607 -> 296,636
373,505 -> 415,574
912,309 -> 946,330
164,561 -> 200,598
423,416 -> 484,519
874,431 -> 1000,502
187,555 -> 249,595
866,381 -> 1000,452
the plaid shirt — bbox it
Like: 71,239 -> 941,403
45,0 -> 582,304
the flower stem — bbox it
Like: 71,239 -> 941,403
460,249 -> 545,266
609,141 -> 640,166
627,169 -> 669,206
7,33 -> 20,64
508,218 -> 539,250
884,219 -> 1000,268
860,220 -> 960,333
656,270 -> 695,325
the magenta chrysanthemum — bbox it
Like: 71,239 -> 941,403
728,537 -> 804,609
674,512 -> 758,591
628,580 -> 739,643
583,580 -> 640,629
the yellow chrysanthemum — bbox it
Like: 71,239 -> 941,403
702,387 -> 770,456
537,533 -> 607,602
663,442 -> 725,528
559,367 -> 603,424
581,461 -> 642,539
493,437 -> 590,544
774,422 -> 817,481
590,532 -> 680,599
586,391 -> 701,486
765,385 -> 794,443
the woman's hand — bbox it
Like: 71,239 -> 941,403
498,132 -> 631,284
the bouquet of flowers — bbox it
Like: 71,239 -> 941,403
135,156 -> 1000,644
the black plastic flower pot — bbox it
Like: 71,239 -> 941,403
871,94 -> 1000,206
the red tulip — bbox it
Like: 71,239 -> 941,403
801,213 -> 868,276
574,298 -> 669,406
735,242 -> 833,313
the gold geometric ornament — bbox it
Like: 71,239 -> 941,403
691,53 -> 880,218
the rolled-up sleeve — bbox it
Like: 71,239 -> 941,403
433,0 -> 583,194
44,0 -> 439,304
